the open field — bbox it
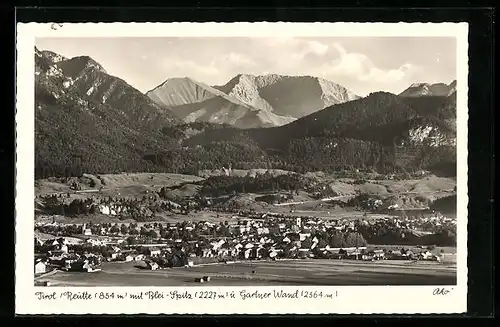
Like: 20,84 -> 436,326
35,172 -> 204,197
37,259 -> 456,287
35,172 -> 456,201
35,171 -> 457,227
35,214 -> 137,225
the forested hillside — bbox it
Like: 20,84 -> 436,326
162,92 -> 457,176
35,47 -> 179,178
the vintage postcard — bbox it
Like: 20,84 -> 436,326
16,22 -> 468,315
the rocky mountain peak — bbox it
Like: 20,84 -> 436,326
212,73 -> 359,120
399,81 -> 456,97
41,50 -> 68,63
58,55 -> 107,77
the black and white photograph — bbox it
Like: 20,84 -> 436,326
16,22 -> 469,314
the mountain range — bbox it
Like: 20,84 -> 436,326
33,47 -> 457,178
146,77 -> 294,129
146,73 -> 360,128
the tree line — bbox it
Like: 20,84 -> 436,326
197,173 -> 312,198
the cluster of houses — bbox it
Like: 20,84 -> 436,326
34,237 -> 102,274
34,212 -> 446,274
34,234 -> 441,275
355,212 -> 456,235
402,213 -> 456,232
34,236 -> 159,275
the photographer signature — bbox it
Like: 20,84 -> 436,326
433,287 -> 454,295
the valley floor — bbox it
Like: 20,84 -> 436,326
36,259 -> 456,287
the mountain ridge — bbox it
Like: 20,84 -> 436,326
399,80 -> 457,97
146,77 -> 242,106
34,47 -> 179,177
175,91 -> 457,176
145,76 -> 295,128
146,73 -> 360,128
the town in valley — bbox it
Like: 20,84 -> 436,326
34,170 -> 457,286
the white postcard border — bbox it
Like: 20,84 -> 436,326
15,22 -> 469,315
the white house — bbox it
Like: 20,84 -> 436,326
60,244 -> 69,254
35,261 -> 47,274
146,261 -> 159,270
135,254 -> 146,261
148,248 -> 161,257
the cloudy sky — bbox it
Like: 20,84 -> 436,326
36,37 -> 456,96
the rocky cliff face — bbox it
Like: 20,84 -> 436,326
407,124 -> 456,147
40,50 -> 68,64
